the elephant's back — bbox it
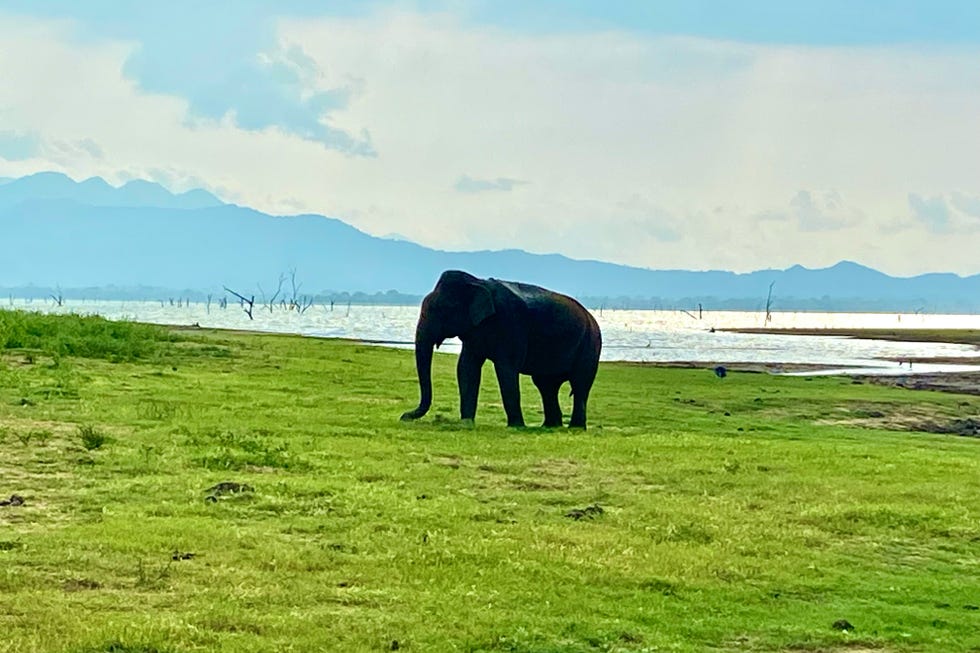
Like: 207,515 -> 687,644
514,291 -> 599,374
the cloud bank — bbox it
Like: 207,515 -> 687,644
0,7 -> 978,275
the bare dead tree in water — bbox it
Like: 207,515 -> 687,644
258,274 -> 286,313
764,281 -> 775,325
223,286 -> 255,320
297,296 -> 314,313
287,269 -> 317,313
50,286 -> 64,307
680,303 -> 705,321
288,268 -> 302,310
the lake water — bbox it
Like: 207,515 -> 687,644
8,299 -> 980,375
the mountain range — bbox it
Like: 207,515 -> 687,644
2,172 -> 978,312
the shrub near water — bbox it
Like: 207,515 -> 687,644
0,308 -> 226,362
0,308 -> 175,361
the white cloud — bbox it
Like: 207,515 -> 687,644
758,190 -> 865,232
951,192 -> 980,218
1,9 -> 979,275
454,175 -> 528,193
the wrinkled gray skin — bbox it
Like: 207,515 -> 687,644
401,270 -> 602,428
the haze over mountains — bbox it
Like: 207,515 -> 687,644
2,172 -> 978,312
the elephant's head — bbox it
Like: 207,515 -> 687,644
401,271 -> 496,421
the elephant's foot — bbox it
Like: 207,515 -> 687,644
569,406 -> 587,429
460,418 -> 475,428
542,418 -> 563,428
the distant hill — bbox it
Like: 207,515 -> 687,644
2,171 -> 979,312
0,172 -> 222,211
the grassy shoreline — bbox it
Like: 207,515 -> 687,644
2,312 -> 979,652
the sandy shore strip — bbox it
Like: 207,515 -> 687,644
720,327 -> 980,348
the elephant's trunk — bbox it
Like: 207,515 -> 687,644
401,327 -> 434,421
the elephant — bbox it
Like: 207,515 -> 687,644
401,270 -> 602,428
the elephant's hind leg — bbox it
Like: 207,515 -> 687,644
568,362 -> 598,429
532,374 -> 564,427
569,390 -> 589,428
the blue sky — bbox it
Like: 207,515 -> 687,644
467,0 -> 980,44
1,1 -> 978,274
12,0 -> 980,43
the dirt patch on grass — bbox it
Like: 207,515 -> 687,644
913,417 -> 979,437
62,578 -> 103,592
864,372 -> 980,396
2,352 -> 57,367
0,418 -> 87,486
530,458 -> 580,476
819,401 -> 979,437
509,477 -> 569,491
431,455 -> 462,469
0,416 -> 72,432
783,649 -> 891,653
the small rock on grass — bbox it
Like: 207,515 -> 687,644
832,619 -> 854,631
206,481 -> 254,494
565,503 -> 604,520
204,481 -> 254,503
0,495 -> 25,507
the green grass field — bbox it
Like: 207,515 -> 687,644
1,309 -> 978,652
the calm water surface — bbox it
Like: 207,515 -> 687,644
12,299 -> 980,375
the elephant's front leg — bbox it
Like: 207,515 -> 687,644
457,348 -> 484,423
493,363 -> 525,427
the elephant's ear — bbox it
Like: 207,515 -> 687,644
468,284 -> 495,326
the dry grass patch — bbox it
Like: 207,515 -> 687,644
817,401 -> 980,437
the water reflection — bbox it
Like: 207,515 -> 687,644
8,299 -> 980,375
